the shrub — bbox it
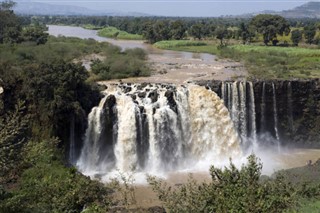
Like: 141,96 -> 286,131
148,155 -> 297,213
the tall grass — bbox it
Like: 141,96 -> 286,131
98,27 -> 143,40
154,40 -> 207,48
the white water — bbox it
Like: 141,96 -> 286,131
239,82 -> 247,139
76,84 -> 242,181
272,83 -> 281,152
249,82 -> 257,147
260,82 -> 266,132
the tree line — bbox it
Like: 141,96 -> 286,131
33,14 -> 320,45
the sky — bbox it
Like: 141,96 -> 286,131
15,0 -> 316,16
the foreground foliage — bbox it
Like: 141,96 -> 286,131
148,155 -> 320,213
0,139 -> 111,212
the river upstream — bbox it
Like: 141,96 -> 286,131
48,25 -> 247,84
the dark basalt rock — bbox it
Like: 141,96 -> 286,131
165,90 -> 178,113
138,92 -> 146,98
148,90 -> 158,103
103,95 -> 116,109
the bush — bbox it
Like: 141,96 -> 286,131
0,139 -> 112,212
148,155 -> 297,213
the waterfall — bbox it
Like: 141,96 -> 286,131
239,82 -> 247,139
114,94 -> 139,171
231,82 -> 239,131
272,83 -> 280,151
260,82 -> 266,133
76,83 -> 241,176
219,81 -> 258,148
221,82 -> 226,106
77,97 -> 109,173
249,82 -> 257,145
188,85 -> 240,161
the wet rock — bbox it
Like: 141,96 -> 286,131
104,95 -> 116,109
165,90 -> 177,113
138,92 -> 146,98
130,94 -> 137,100
148,90 -> 158,103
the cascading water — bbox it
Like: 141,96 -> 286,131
260,82 -> 266,132
220,81 -> 257,148
248,82 -> 257,147
218,81 -> 284,151
76,83 -> 241,178
272,83 -> 280,152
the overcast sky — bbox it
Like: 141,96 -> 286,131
18,0 -> 315,16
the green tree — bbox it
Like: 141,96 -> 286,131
0,101 -> 29,179
238,22 -> 255,44
189,23 -> 204,40
304,24 -> 316,45
291,29 -> 303,46
215,26 -> 228,46
142,21 -> 157,43
0,0 -> 22,44
170,20 -> 186,40
22,25 -> 49,45
250,14 -> 290,46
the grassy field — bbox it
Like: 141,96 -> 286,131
98,26 -> 143,40
154,40 -> 320,79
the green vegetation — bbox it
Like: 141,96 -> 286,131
154,40 -> 320,79
0,139 -> 111,212
98,26 -> 143,40
250,14 -> 291,46
297,200 -> 320,213
154,40 -> 207,49
148,155 -> 320,213
91,47 -> 150,80
82,24 -> 103,30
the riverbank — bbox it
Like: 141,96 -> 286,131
47,25 -> 248,84
154,40 -> 320,80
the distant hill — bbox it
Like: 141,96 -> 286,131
10,0 -> 150,16
280,1 -> 320,18
238,2 -> 320,19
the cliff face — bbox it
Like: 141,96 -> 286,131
197,79 -> 320,148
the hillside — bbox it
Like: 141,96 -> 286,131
281,1 -> 320,18
11,0 -> 149,16
239,1 -> 320,19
